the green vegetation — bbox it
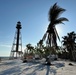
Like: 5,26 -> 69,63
23,3 -> 76,62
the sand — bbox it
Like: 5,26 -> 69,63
0,59 -> 76,75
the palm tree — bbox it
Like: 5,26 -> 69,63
37,39 -> 43,48
36,39 -> 44,58
42,3 -> 68,64
62,36 -> 69,59
43,3 -> 68,49
26,43 -> 34,55
62,31 -> 76,60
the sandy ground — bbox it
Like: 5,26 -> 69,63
0,59 -> 76,75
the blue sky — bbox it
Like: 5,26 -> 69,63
0,0 -> 76,56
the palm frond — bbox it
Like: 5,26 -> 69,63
42,32 -> 47,41
46,34 -> 49,45
49,3 -> 66,22
50,32 -> 58,49
38,39 -> 43,45
53,31 -> 57,42
54,27 -> 60,41
54,17 -> 69,25
48,34 -> 51,47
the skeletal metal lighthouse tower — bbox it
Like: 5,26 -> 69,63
10,21 -> 23,59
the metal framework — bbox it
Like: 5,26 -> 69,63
10,21 -> 23,59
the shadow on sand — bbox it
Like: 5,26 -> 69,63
0,61 -> 65,75
45,62 -> 65,75
25,61 -> 65,75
